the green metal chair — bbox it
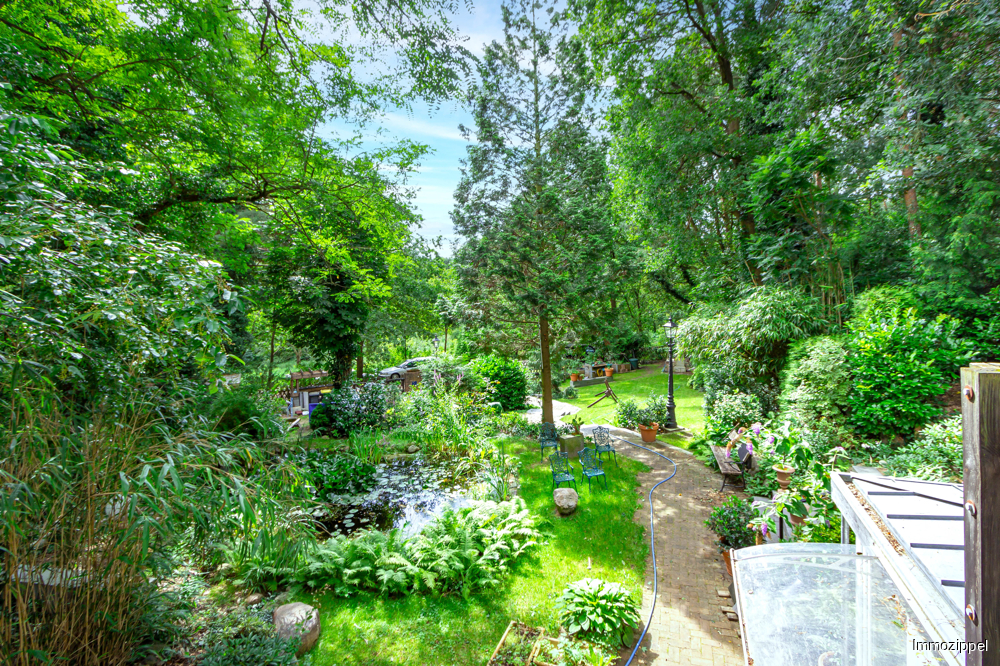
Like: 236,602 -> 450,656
549,451 -> 576,490
592,426 -> 617,466
539,421 -> 559,461
579,447 -> 607,491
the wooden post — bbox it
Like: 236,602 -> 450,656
963,362 -> 1000,664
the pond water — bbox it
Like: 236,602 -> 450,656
317,456 -> 476,540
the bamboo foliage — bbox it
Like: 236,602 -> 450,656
0,385 -> 311,665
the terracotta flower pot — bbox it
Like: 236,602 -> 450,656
772,464 -> 795,490
722,549 -> 733,577
638,423 -> 658,443
604,367 -> 614,377
570,373 -> 581,382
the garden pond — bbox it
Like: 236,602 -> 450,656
311,454 -> 477,539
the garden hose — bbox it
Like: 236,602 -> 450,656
612,435 -> 678,666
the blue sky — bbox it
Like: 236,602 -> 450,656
318,3 -> 509,256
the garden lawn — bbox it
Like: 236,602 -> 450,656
561,365 -> 704,436
298,437 -> 650,666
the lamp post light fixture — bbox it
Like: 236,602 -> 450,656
661,316 -> 678,429
432,335 -> 440,353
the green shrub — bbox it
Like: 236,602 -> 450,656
970,287 -> 1000,361
556,578 -> 640,648
200,633 -> 300,666
705,496 -> 756,551
847,310 -> 974,439
612,398 -> 641,429
309,382 -> 399,437
613,392 -> 672,429
705,393 -> 764,445
492,411 -> 539,437
780,336 -> 851,426
797,514 -> 849,544
851,285 -> 921,322
208,381 -> 285,441
680,287 -> 826,413
468,354 -> 528,411
421,354 -> 484,392
882,415 -> 963,482
292,449 -> 376,497
642,393 -> 671,425
742,447 -> 780,497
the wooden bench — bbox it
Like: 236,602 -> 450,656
710,442 -> 753,492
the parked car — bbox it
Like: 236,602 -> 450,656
378,357 -> 432,380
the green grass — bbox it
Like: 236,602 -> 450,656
300,438 -> 650,666
561,365 -> 705,437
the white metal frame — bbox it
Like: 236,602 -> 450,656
831,472 -> 963,666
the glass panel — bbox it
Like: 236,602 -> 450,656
735,548 -> 944,665
736,542 -> 858,559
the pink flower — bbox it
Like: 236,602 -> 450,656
751,422 -> 762,435
761,523 -> 768,538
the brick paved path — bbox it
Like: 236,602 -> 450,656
611,429 -> 745,666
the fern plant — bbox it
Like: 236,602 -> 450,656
290,499 -> 538,598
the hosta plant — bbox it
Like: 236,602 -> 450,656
556,578 -> 640,648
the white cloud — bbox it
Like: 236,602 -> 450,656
380,112 -> 471,143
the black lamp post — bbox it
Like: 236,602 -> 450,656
432,334 -> 440,353
662,315 -> 677,429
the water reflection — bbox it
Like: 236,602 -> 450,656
319,456 -> 475,539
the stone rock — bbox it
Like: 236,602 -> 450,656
243,592 -> 263,606
553,488 -> 578,516
406,444 -> 419,454
273,602 -> 321,656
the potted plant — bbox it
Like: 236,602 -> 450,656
567,415 -> 585,435
636,411 -> 658,443
705,496 -> 756,576
604,365 -> 614,378
772,463 -> 795,490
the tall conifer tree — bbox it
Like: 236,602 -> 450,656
453,0 -> 615,423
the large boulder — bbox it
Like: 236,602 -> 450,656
273,602 -> 321,656
553,488 -> 578,516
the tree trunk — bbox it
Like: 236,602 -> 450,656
893,29 -> 921,239
266,320 -> 277,391
540,313 -> 554,425
356,340 -> 363,379
903,166 -> 920,237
